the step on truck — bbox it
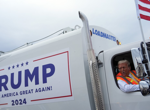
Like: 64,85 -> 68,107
0,12 -> 150,110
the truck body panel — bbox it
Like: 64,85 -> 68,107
0,29 -> 96,110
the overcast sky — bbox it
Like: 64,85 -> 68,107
1,0 -> 150,52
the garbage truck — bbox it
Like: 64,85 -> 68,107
0,12 -> 150,110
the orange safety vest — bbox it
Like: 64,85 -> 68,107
116,70 -> 141,85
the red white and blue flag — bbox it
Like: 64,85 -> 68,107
135,0 -> 150,21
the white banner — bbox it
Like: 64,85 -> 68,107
0,49 -> 73,108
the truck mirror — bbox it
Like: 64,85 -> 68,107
139,81 -> 149,96
131,48 -> 146,78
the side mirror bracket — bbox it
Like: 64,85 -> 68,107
131,48 -> 147,78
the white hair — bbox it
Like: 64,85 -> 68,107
118,60 -> 130,66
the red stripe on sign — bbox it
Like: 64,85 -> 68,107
33,51 -> 68,62
139,4 -> 150,13
140,14 -> 150,21
31,95 -> 72,102
67,51 -> 73,96
140,0 -> 150,5
0,69 -> 4,71
0,103 -> 8,106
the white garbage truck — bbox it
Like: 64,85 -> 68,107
0,12 -> 150,110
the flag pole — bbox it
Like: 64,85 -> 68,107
138,16 -> 150,74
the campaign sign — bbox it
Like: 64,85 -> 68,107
0,49 -> 73,108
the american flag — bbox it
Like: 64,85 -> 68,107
135,0 -> 150,21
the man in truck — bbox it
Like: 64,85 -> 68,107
116,60 -> 141,92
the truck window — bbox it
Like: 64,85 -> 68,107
111,51 -> 135,87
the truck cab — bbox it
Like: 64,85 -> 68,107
98,40 -> 150,110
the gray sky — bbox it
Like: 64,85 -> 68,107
1,0 -> 150,52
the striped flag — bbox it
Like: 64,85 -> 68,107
135,0 -> 150,21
